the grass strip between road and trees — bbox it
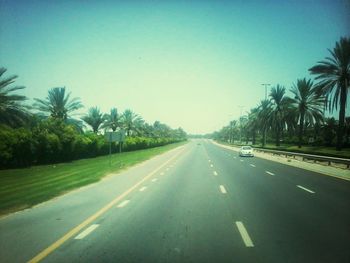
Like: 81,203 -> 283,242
218,141 -> 350,159
251,144 -> 350,159
0,141 -> 187,216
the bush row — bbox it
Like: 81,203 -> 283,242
0,120 -> 185,169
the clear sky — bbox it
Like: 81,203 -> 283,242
1,0 -> 349,134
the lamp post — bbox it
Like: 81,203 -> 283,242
261,83 -> 271,100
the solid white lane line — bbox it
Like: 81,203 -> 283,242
74,224 -> 99,240
250,164 -> 256,167
139,186 -> 147,192
213,171 -> 218,176
151,178 -> 158,182
235,221 -> 254,247
117,200 -> 130,208
210,164 -> 214,168
297,185 -> 315,194
219,185 -> 227,194
265,171 -> 275,176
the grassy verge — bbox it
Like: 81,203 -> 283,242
0,141 -> 187,216
252,144 -> 350,159
216,141 -> 350,159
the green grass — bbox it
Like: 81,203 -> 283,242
252,144 -> 350,159
0,141 -> 187,216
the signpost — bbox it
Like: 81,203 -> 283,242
105,130 -> 125,166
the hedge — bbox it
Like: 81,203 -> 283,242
0,122 -> 185,169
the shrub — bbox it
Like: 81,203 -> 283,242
0,120 -> 185,169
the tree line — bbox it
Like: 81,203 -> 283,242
213,37 -> 350,151
0,73 -> 187,168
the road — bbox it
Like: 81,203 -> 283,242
0,139 -> 349,263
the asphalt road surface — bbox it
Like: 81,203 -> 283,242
1,139 -> 349,263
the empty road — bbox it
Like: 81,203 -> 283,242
1,140 -> 349,263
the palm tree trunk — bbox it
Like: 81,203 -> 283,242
276,125 -> 280,146
252,129 -> 256,145
262,127 -> 266,147
298,113 -> 305,148
336,81 -> 347,151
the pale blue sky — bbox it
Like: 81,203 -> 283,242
1,0 -> 349,134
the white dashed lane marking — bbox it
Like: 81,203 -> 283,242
265,171 -> 275,176
74,224 -> 99,240
250,164 -> 256,167
151,178 -> 158,182
210,164 -> 214,168
297,185 -> 315,194
219,185 -> 227,194
117,200 -> 130,208
213,171 -> 218,176
139,186 -> 147,192
235,222 -> 254,247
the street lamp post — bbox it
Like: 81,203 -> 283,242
261,83 -> 271,100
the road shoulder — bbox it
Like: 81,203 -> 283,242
211,140 -> 350,181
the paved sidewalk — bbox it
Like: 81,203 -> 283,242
212,140 -> 350,181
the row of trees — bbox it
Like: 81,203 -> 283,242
213,37 -> 350,151
0,71 -> 186,168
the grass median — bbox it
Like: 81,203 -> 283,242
0,141 -> 187,216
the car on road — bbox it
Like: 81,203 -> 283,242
239,146 -> 254,157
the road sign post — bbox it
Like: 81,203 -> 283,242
105,131 -> 126,166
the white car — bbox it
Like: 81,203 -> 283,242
239,146 -> 254,157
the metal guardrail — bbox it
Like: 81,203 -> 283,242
252,147 -> 350,169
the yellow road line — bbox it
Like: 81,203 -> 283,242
28,146 -> 186,263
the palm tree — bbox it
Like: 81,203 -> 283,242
82,107 -> 105,133
138,122 -> 154,137
0,67 -> 29,127
229,120 -> 237,144
269,85 -> 290,146
309,37 -> 350,150
257,99 -> 272,147
33,87 -> 83,120
345,117 -> 350,146
153,121 -> 171,138
239,115 -> 248,144
245,107 -> 259,145
101,108 -> 120,132
121,109 -> 143,136
322,117 -> 337,146
289,78 -> 325,148
217,125 -> 230,142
